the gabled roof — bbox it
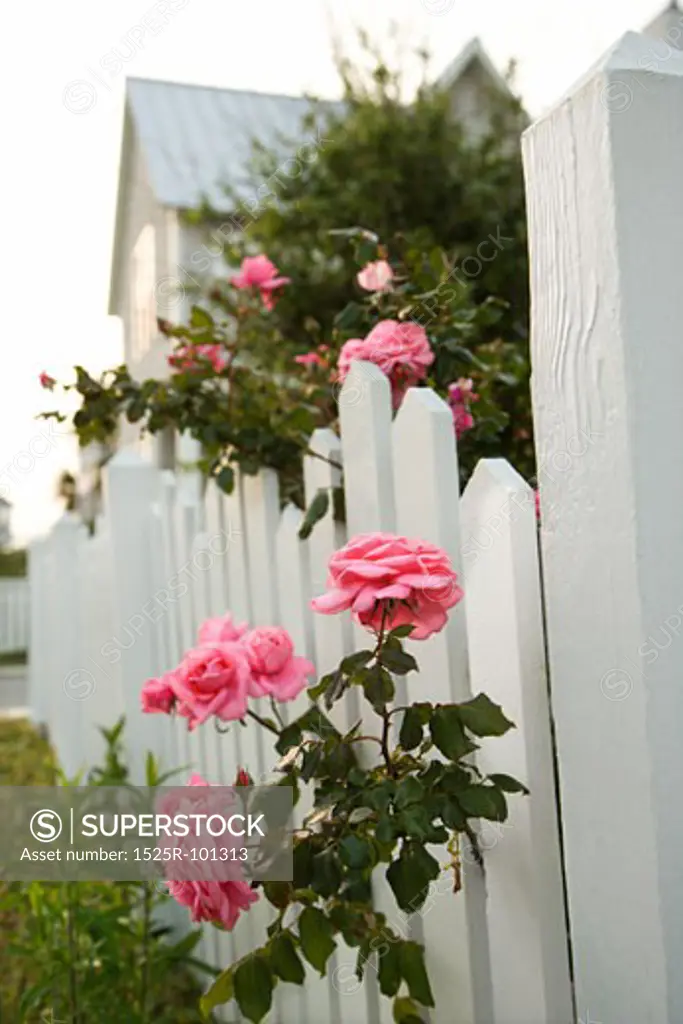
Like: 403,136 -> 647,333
125,77 -> 340,211
436,36 -> 513,95
109,40 -> 512,314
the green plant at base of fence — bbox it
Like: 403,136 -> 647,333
0,717 -> 216,1024
200,624 -> 527,1023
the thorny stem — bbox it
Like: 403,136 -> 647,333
375,607 -> 396,778
247,708 -> 281,735
302,447 -> 343,472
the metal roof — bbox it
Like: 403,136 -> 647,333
126,77 -> 341,211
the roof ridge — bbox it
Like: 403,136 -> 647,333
125,75 -> 335,104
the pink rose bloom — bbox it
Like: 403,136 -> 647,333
338,320 -> 434,409
295,352 -> 326,367
39,372 -> 56,390
140,671 -> 176,715
170,641 -> 251,729
198,613 -> 248,645
167,877 -> 258,930
242,626 -> 314,701
311,532 -> 463,640
168,344 -> 228,373
357,259 -> 394,293
447,377 -> 478,440
232,255 -> 290,310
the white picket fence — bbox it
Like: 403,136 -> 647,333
28,361 -> 571,1024
29,27 -> 683,1023
0,578 -> 29,654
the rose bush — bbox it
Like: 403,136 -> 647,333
141,532 -> 526,1023
40,235 -> 529,519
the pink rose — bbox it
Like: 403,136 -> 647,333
232,255 -> 290,310
295,351 -> 325,367
39,372 -> 56,390
338,320 -> 434,409
447,378 -> 478,440
166,878 -> 258,930
357,259 -> 394,293
311,532 -> 463,640
161,773 -> 257,927
198,613 -> 248,645
168,344 -> 228,373
140,671 -> 176,715
242,626 -> 314,701
170,642 -> 251,729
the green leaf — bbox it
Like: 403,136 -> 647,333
298,488 -> 330,539
399,941 -> 435,1008
399,707 -> 423,750
397,803 -> 437,842
275,722 -> 302,755
375,813 -> 395,846
312,848 -> 343,897
388,624 -> 415,639
489,773 -> 529,794
339,834 -> 374,870
263,881 -> 294,909
430,706 -> 477,761
394,776 -> 424,809
456,693 -> 515,737
381,647 -> 418,675
458,785 -> 508,822
378,940 -> 402,997
297,706 -> 341,740
393,995 -> 423,1023
233,955 -> 274,1023
363,665 -> 395,712
386,843 -> 440,913
341,650 -> 374,673
216,465 -> 235,494
190,305 -> 214,328
298,907 -> 337,975
293,841 -> 315,889
270,933 -> 305,985
200,967 -> 234,1018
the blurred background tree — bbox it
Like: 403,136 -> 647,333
191,38 -> 533,477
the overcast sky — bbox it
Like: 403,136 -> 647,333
1,0 -> 670,542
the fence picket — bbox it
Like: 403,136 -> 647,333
392,387 -> 494,1024
460,459 -> 572,1023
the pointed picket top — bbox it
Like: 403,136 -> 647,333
339,360 -> 395,534
392,385 -> 459,552
276,503 -> 315,663
307,427 -> 343,484
460,457 -> 534,534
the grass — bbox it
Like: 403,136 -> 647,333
0,649 -> 28,667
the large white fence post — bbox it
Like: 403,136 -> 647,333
523,31 -> 683,1023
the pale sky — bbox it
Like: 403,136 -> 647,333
0,0 -> 667,544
